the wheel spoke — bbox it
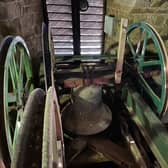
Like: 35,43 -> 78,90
127,36 -> 136,57
9,65 -> 17,93
139,74 -> 160,106
11,50 -> 19,83
13,108 -> 23,148
9,48 -> 21,93
19,49 -> 24,87
18,48 -> 24,93
19,48 -> 23,77
141,60 -> 160,67
23,51 -> 32,80
136,28 -> 143,55
24,78 -> 32,93
136,40 -> 141,55
141,31 -> 149,57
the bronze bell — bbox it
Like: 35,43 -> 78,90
62,85 -> 112,135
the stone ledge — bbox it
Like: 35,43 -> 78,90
107,3 -> 168,14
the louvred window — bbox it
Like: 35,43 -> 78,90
46,0 -> 104,55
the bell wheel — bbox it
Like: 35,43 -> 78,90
0,36 -> 34,161
126,22 -> 168,120
42,87 -> 65,168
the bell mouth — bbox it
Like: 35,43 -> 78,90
62,103 -> 112,135
62,86 -> 112,135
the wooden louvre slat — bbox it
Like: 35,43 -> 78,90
54,48 -> 74,55
80,21 -> 103,29
54,42 -> 73,49
81,48 -> 102,52
81,48 -> 102,55
80,29 -> 103,36
80,15 -> 103,22
80,7 -> 103,15
49,21 -> 72,28
46,0 -> 71,5
81,42 -> 102,48
48,14 -> 72,21
51,28 -> 73,36
52,35 -> 73,42
80,35 -> 102,42
46,0 -> 103,7
88,0 -> 104,7
47,5 -> 72,13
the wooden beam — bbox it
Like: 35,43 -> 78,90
115,18 -> 128,84
88,137 -> 137,168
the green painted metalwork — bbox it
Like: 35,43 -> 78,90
126,22 -> 168,117
2,36 -> 33,158
122,87 -> 168,168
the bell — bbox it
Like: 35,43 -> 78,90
62,85 -> 112,135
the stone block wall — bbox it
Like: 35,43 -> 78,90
0,0 -> 43,61
104,0 -> 168,54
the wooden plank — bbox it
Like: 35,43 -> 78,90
88,138 -> 137,168
63,76 -> 113,87
125,134 -> 147,168
115,18 -> 128,84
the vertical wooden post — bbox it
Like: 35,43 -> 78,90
115,18 -> 128,84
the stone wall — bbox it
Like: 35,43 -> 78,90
0,0 -> 43,61
104,0 -> 168,54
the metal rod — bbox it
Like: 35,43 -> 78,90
71,0 -> 81,55
41,0 -> 49,25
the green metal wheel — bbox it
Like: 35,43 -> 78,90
126,22 -> 168,119
0,36 -> 33,160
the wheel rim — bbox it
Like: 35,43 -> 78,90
11,88 -> 45,168
42,87 -> 65,168
126,22 -> 168,117
1,36 -> 33,158
42,22 -> 52,91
